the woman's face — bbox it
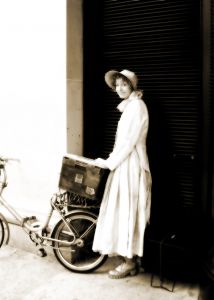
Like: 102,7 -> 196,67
115,78 -> 132,99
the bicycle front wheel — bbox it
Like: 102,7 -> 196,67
0,218 -> 4,247
0,213 -> 10,246
51,211 -> 107,273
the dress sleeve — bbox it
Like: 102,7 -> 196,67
106,100 -> 148,171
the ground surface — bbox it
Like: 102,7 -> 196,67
0,244 -> 200,300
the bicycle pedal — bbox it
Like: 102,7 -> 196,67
37,248 -> 47,257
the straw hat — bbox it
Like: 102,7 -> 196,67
104,69 -> 138,90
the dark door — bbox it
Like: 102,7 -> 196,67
83,0 -> 214,229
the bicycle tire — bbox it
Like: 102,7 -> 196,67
51,211 -> 107,273
0,213 -> 10,246
0,218 -> 5,247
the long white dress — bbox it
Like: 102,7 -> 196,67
92,91 -> 152,258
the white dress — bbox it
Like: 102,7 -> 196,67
92,91 -> 152,258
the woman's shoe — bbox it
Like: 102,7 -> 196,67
108,262 -> 137,279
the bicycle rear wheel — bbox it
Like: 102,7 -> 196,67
51,211 -> 107,273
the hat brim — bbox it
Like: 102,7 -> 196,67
104,70 -> 121,89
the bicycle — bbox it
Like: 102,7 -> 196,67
0,156 -> 108,273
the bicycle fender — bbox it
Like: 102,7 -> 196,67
64,209 -> 98,219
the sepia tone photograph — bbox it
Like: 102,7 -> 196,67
0,0 -> 214,299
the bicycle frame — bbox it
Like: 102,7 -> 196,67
0,158 -> 86,249
0,156 -> 107,273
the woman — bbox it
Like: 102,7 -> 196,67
93,69 -> 152,279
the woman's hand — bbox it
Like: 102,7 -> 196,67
94,158 -> 109,169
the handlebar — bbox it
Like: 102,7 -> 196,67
0,157 -> 20,193
0,157 -> 20,164
0,157 -> 20,173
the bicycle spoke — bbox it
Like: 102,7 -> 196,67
51,212 -> 107,272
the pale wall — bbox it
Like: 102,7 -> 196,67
0,0 -> 67,218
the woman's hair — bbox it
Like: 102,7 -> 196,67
111,73 -> 134,91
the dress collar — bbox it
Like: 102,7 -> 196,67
117,90 -> 142,112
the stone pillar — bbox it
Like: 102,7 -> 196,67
67,0 -> 83,155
